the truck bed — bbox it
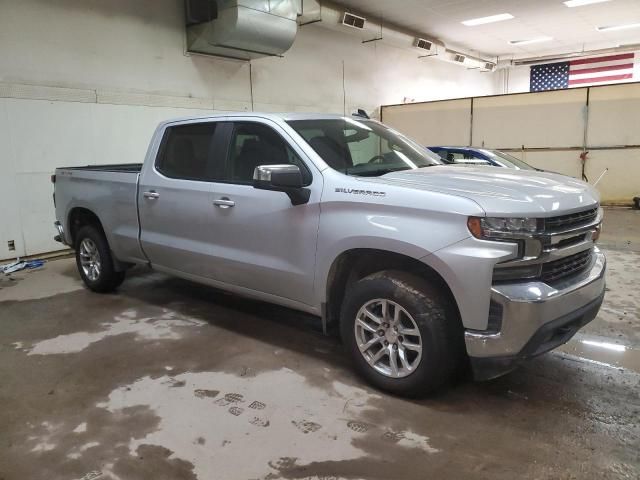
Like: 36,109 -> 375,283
54,163 -> 145,264
57,163 -> 143,173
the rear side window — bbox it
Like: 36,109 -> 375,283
156,123 -> 217,180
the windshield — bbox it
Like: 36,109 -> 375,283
287,118 -> 442,177
484,149 -> 536,170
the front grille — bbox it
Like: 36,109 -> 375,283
541,249 -> 593,283
544,207 -> 598,233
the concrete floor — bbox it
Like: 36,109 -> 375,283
1,208 -> 639,480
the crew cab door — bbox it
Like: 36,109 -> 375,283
138,120 -> 225,278
206,119 -> 322,306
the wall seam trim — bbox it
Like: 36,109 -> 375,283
0,82 -> 254,111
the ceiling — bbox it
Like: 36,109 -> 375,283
330,0 -> 640,59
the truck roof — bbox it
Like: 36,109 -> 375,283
158,112 -> 370,127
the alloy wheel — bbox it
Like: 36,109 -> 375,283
79,238 -> 101,281
354,298 -> 423,378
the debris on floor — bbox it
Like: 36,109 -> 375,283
0,259 -> 46,275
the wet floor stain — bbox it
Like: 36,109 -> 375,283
0,239 -> 638,480
559,333 -> 640,373
91,368 -> 438,479
24,307 -> 206,355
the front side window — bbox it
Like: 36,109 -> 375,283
287,118 -> 442,177
226,122 -> 311,184
156,123 -> 217,181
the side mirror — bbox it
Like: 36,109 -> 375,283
253,164 -> 310,205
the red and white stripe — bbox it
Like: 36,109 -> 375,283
569,53 -> 635,87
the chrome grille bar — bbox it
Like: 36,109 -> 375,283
544,207 -> 598,233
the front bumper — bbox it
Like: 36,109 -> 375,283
466,248 -> 606,380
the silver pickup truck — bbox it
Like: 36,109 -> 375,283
53,113 -> 606,396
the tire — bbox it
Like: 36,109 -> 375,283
75,225 -> 125,293
340,270 -> 464,397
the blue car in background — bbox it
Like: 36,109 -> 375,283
428,146 -> 537,171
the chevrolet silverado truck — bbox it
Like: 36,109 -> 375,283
52,113 -> 606,396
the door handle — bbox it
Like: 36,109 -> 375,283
143,191 -> 160,199
213,198 -> 235,209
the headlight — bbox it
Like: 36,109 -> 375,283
467,216 -> 543,239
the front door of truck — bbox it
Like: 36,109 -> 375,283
138,120 -> 224,279
206,119 -> 322,307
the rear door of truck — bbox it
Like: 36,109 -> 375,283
137,119 -> 226,278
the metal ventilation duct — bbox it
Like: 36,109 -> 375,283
186,0 -> 299,60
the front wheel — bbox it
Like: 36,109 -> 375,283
340,270 -> 463,397
75,225 -> 125,293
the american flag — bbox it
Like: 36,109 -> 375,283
530,53 -> 636,92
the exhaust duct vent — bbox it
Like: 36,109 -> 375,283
483,62 -> 496,71
342,12 -> 366,29
186,0 -> 298,61
453,54 -> 466,63
414,38 -> 433,51
186,0 -> 218,26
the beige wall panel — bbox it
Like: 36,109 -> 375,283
505,148 -> 636,204
510,150 -> 583,178
587,83 -> 640,147
584,149 -> 640,204
472,89 -> 587,149
381,99 -> 472,146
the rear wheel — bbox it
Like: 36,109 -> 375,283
340,270 -> 463,397
75,225 -> 125,292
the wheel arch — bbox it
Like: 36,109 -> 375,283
324,248 -> 462,332
67,207 -> 106,248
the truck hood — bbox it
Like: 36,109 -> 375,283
374,166 -> 600,216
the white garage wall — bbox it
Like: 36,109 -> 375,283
0,0 -> 499,260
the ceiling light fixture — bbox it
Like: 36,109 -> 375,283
509,36 -> 553,45
597,22 -> 640,32
461,13 -> 514,26
564,0 -> 611,7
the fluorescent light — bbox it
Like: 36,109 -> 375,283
462,13 -> 514,26
509,36 -> 553,45
597,22 -> 640,32
564,0 -> 611,7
